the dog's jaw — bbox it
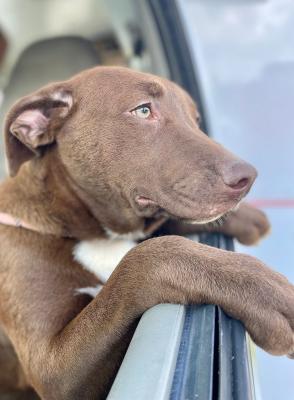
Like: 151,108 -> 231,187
180,201 -> 242,225
133,193 -> 243,228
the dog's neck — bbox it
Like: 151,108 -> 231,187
0,155 -> 103,239
0,153 -> 164,239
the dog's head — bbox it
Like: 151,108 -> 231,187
4,66 -> 256,232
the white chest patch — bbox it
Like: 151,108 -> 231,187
73,238 -> 136,288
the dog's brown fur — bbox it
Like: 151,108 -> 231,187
0,67 -> 292,399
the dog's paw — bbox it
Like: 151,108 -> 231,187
226,255 -> 294,356
221,202 -> 271,245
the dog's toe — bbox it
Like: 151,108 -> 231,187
225,203 -> 271,245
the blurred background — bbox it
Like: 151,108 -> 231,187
0,1 -> 293,399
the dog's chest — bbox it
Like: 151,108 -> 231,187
73,239 -> 136,283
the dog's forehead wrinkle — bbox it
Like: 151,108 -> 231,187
135,81 -> 164,98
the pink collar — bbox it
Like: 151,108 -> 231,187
0,212 -> 168,236
0,212 -> 38,232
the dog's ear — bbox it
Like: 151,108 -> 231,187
4,85 -> 74,176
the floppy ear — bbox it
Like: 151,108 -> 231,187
4,85 -> 74,176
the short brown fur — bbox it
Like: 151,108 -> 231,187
0,67 -> 292,399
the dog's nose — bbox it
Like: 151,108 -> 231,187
221,161 -> 257,192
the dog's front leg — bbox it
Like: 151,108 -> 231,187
162,202 -> 270,245
4,236 -> 293,400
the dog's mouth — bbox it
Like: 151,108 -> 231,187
134,195 -> 166,219
134,194 -> 240,225
135,196 -> 158,208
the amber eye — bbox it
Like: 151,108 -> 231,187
131,103 -> 151,119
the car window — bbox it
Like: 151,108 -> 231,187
177,1 -> 294,399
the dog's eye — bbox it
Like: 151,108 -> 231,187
131,103 -> 151,119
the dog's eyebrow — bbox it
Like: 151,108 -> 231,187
136,81 -> 164,98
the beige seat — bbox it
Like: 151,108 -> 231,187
0,36 -> 100,178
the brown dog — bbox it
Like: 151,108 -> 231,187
0,66 -> 293,399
